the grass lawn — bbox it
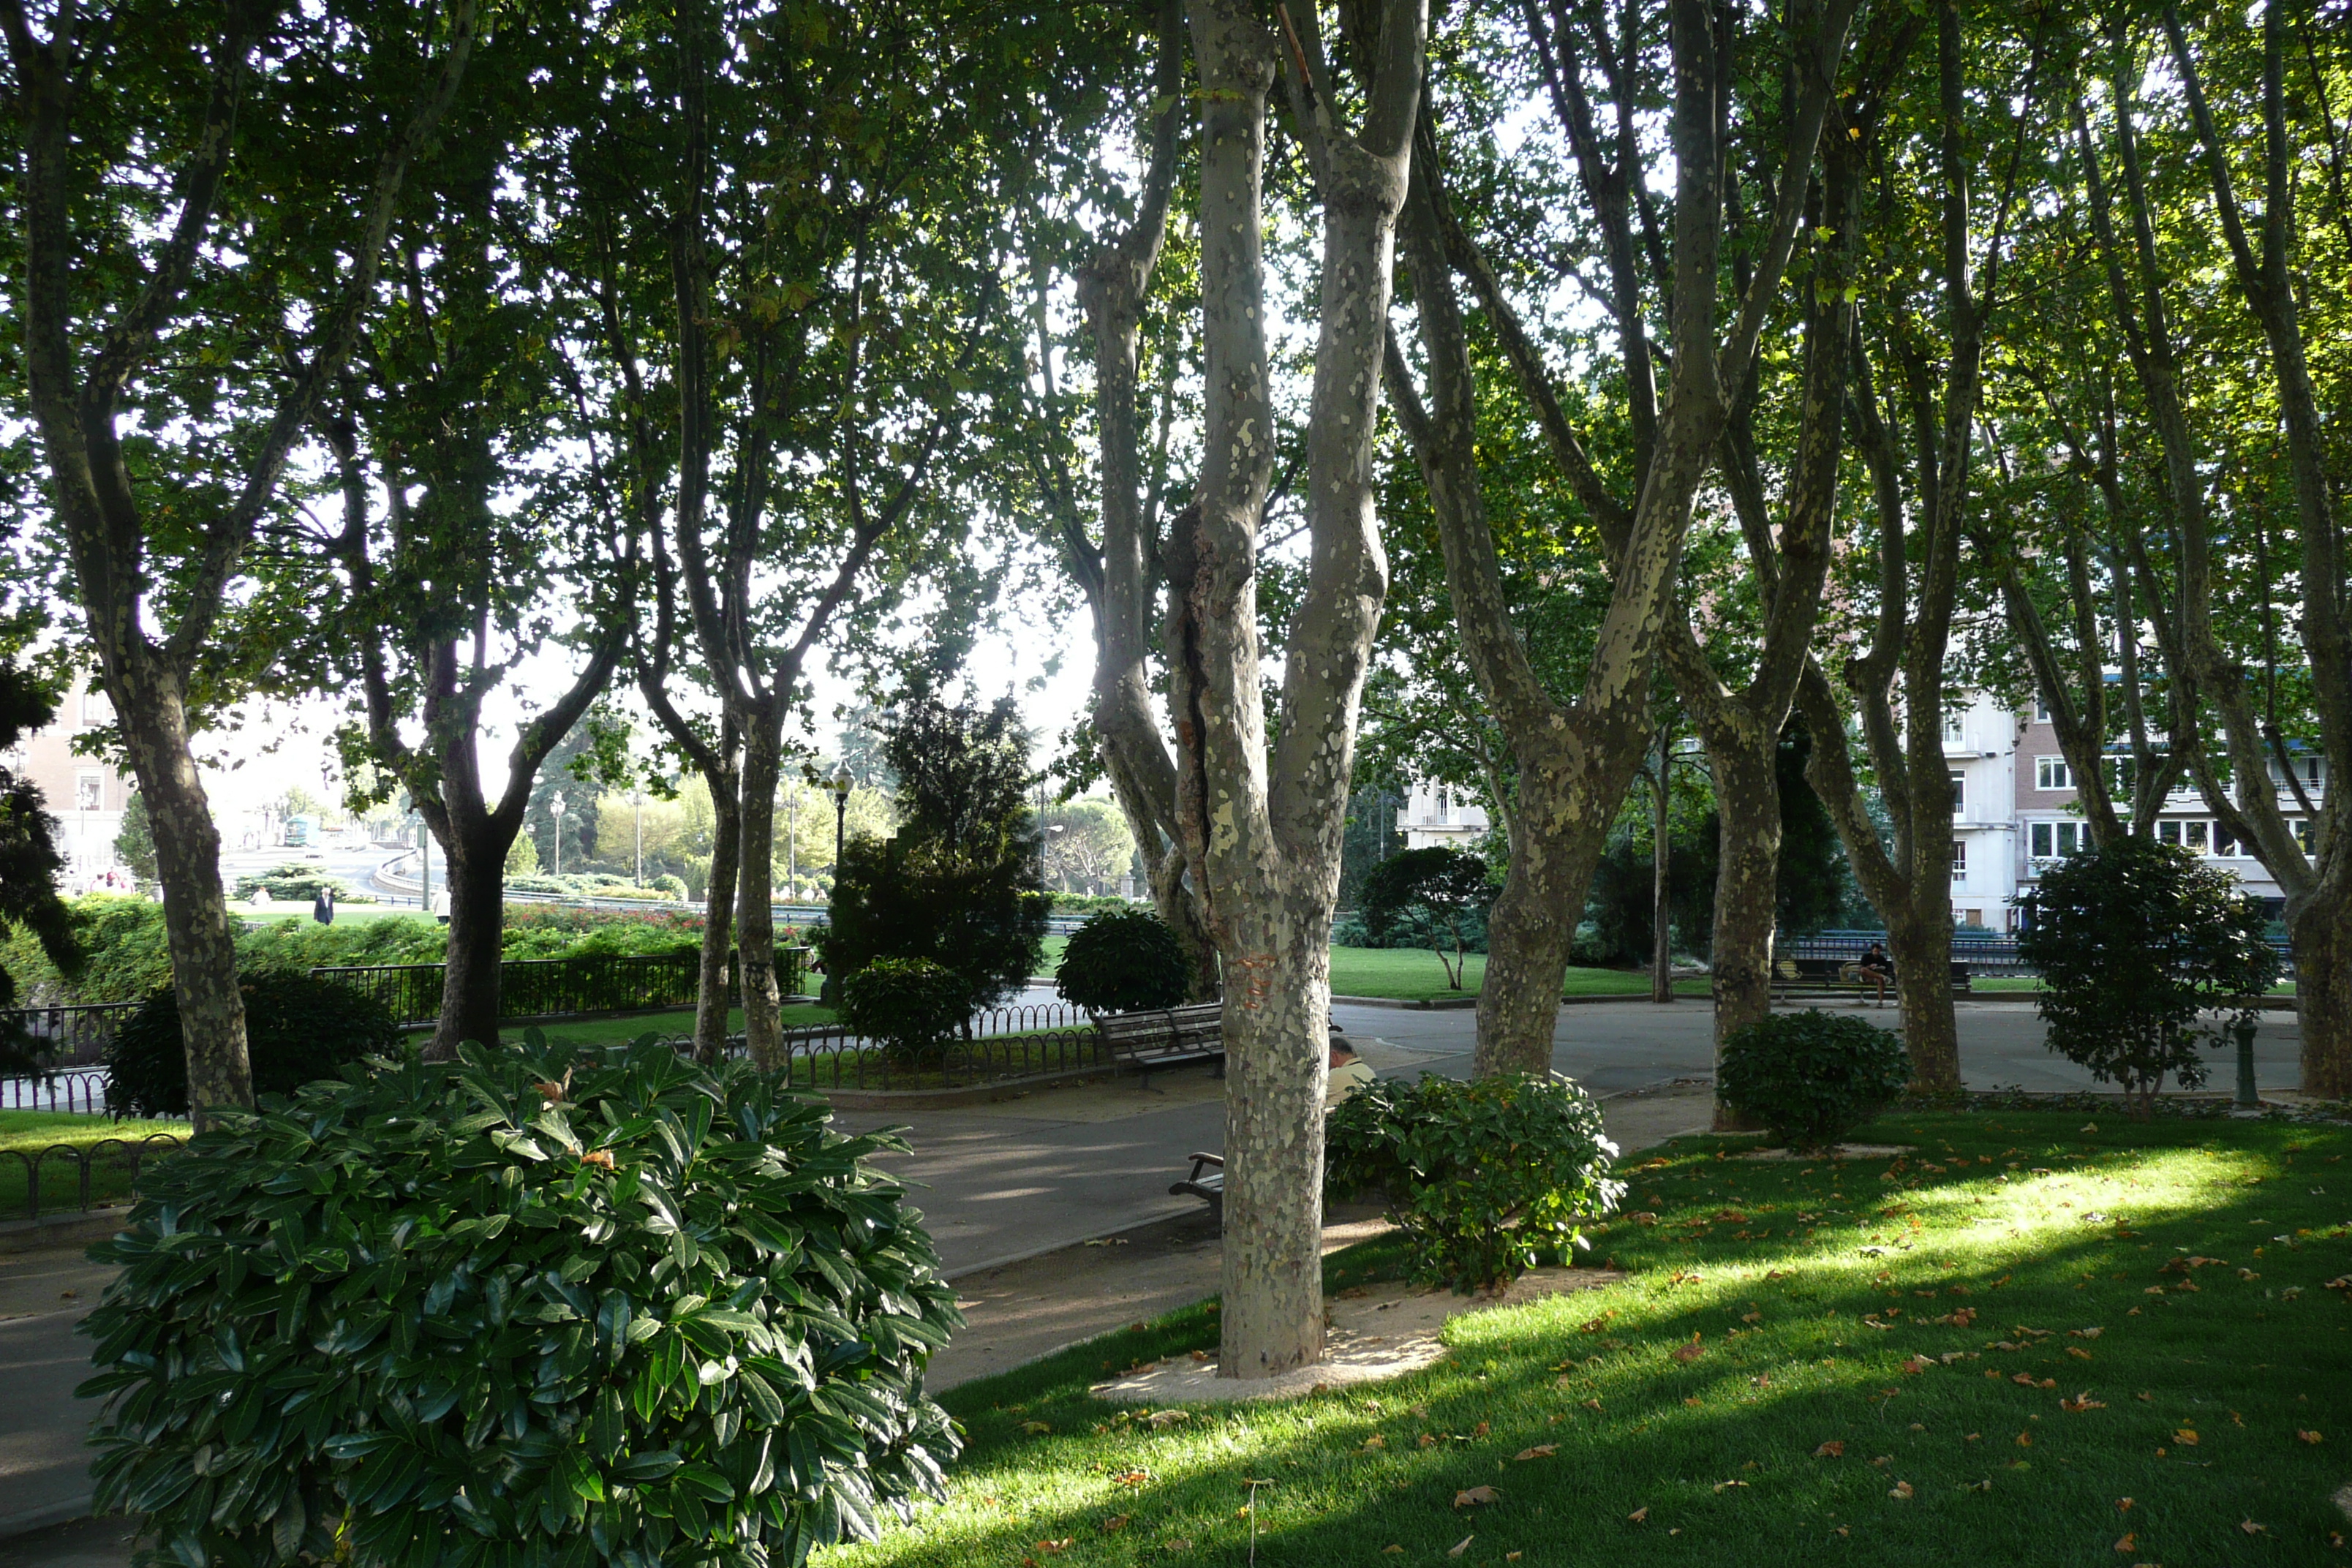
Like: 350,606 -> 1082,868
842,1109 -> 2352,1567
1325,945 -> 1708,1003
0,1109 -> 187,1217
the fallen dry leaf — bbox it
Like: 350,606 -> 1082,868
1447,1536 -> 1475,1558
1889,1480 -> 1915,1500
1813,1441 -> 1846,1458
1455,1486 -> 1500,1508
1627,1507 -> 1650,1524
1514,1444 -> 1557,1461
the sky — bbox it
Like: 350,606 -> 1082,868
186,576 -> 1100,823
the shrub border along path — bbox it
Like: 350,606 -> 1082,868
833,1107 -> 2352,1568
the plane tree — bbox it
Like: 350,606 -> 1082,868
0,0 -> 479,1123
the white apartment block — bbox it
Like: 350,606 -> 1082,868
1957,692 -> 2318,930
1398,780 -> 1490,850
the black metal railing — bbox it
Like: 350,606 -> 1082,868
1,1067 -> 109,1115
312,948 -> 810,1029
671,1000 -> 1112,1093
1777,932 -> 2295,981
0,1002 -> 139,1068
4,1132 -> 184,1222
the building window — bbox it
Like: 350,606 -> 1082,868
2029,821 -> 2084,859
2036,756 -> 2073,791
74,772 -> 102,812
1950,838 -> 1967,879
1949,771 -> 1966,813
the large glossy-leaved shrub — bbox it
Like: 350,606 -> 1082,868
80,1038 -> 962,1568
1325,1072 -> 1621,1291
104,971 -> 402,1117
1055,907 -> 1190,1013
1718,1009 -> 1910,1150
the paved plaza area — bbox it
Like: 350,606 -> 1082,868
0,993 -> 2312,1564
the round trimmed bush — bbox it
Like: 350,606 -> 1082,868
1718,1009 -> 1911,1151
82,1038 -> 962,1568
1324,1072 -> 1623,1292
1054,907 -> 1189,1013
840,957 -> 969,1065
103,971 -> 402,1117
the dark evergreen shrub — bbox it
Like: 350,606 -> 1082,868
1718,1009 -> 1910,1150
841,957 -> 970,1065
80,1039 -> 961,1567
103,972 -> 402,1118
1055,908 -> 1190,1012
1325,1072 -> 1621,1291
2016,836 -> 2277,1116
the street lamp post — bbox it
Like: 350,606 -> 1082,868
550,791 -> 566,878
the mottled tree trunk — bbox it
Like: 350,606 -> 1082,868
736,706 -> 785,1070
119,681 -> 250,1127
2292,894 -> 2352,1100
1708,741 -> 1780,1049
697,775 -> 742,1062
1886,907 -> 1959,1086
432,844 -> 508,1053
1175,0 -> 1423,1379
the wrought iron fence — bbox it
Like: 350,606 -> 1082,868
1,1067 -> 109,1114
671,1000 -> 1115,1092
1779,932 -> 2295,981
0,1002 -> 139,1068
311,948 -> 810,1029
4,1131 -> 184,1221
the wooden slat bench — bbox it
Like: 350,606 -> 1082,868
1768,957 -> 1973,1001
1095,1001 -> 1226,1082
1169,1152 -> 1224,1221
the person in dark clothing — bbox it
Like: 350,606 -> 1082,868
1855,941 -> 1892,1006
312,886 -> 336,926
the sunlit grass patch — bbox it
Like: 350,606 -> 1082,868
831,1112 -> 2352,1567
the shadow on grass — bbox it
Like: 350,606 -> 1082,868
833,1111 -> 2352,1567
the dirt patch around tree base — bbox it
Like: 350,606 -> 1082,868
1089,1266 -> 1627,1406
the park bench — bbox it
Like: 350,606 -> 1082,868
1169,1151 -> 1225,1221
1095,1001 -> 1226,1082
1767,956 -> 1972,1001
1161,1018 -> 1358,1225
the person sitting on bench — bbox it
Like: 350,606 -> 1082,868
1328,1039 -> 1375,1105
1855,941 -> 1893,1007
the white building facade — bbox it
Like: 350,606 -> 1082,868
1937,690 -> 2319,930
1398,780 -> 1490,850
